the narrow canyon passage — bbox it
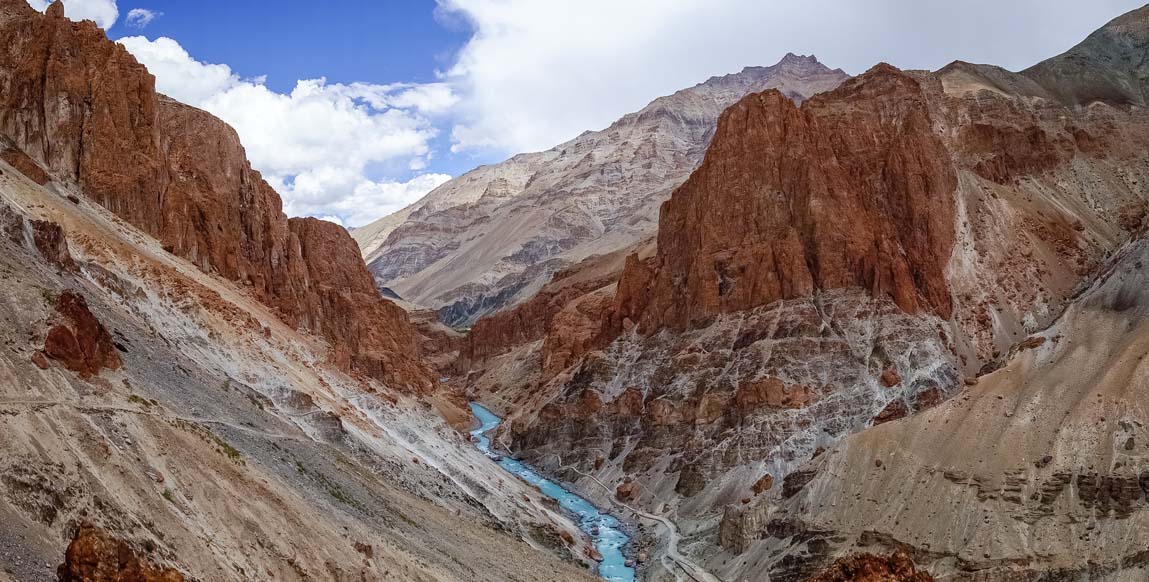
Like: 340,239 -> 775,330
469,403 -> 636,582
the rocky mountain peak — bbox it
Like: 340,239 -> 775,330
45,0 -> 63,19
356,52 -> 849,327
1022,5 -> 1149,106
611,62 -> 956,334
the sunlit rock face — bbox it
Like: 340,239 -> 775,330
513,288 -> 960,509
462,6 -> 1149,581
355,54 -> 850,327
0,0 -> 434,392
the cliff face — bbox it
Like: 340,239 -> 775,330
289,217 -> 428,391
613,65 -> 957,335
758,235 -> 1149,581
0,0 -> 432,391
357,54 -> 849,326
461,7 -> 1149,581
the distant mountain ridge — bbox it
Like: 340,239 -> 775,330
353,54 -> 849,326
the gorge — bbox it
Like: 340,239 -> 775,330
1,1 -> 1148,581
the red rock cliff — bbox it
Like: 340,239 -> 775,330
0,0 -> 432,391
613,64 -> 957,334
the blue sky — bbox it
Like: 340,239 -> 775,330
29,0 -> 1149,227
112,2 -> 460,94
109,1 -> 488,179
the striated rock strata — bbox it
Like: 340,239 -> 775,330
357,54 -> 849,326
462,7 -> 1149,581
0,0 -> 431,391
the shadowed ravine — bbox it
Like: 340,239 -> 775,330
469,403 -> 635,582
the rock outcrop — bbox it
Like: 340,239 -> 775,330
289,217 -> 430,391
57,525 -> 185,582
357,54 -> 849,326
0,0 -> 432,391
43,289 -> 121,378
807,552 -> 934,582
612,64 -> 957,334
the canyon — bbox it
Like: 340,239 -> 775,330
2,0 -> 1149,581
449,4 -> 1149,581
0,1 -> 599,580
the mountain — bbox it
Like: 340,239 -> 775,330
0,1 -> 600,579
1023,5 -> 1149,107
458,5 -> 1149,581
354,54 -> 849,326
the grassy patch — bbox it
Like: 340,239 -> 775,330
162,488 -> 174,503
37,287 -> 56,306
168,418 -> 244,465
295,460 -> 365,511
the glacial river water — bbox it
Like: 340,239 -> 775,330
469,402 -> 635,582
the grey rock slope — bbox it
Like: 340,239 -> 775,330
1022,4 -> 1149,107
354,54 -> 849,326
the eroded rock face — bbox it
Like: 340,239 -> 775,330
57,525 -> 185,582
358,54 -> 850,326
0,199 -> 74,269
613,64 -> 957,335
0,1 -> 432,391
513,290 -> 959,507
807,552 -> 934,582
0,143 -> 51,185
289,217 -> 431,392
43,290 -> 121,378
465,8 -> 1149,580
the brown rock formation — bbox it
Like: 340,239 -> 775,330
289,217 -> 431,392
43,290 -> 121,378
0,1 -> 432,391
0,143 -> 51,185
466,252 -> 623,363
56,525 -> 185,582
614,64 -> 957,334
615,480 -> 638,502
752,473 -> 774,495
807,552 -> 933,582
32,218 -> 75,269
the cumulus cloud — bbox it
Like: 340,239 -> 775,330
439,0 -> 1145,154
125,7 -> 160,28
118,36 -> 455,227
26,0 -> 118,29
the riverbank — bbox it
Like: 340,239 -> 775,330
468,402 -> 636,582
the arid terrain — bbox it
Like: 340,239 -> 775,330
441,5 -> 1149,581
4,1 -> 1149,581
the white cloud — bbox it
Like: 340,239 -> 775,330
274,173 -> 452,228
26,0 -> 118,29
125,7 -> 160,28
118,36 -> 455,227
438,0 -> 1146,154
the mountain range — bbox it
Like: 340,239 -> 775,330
2,1 -> 1149,581
353,54 -> 849,326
